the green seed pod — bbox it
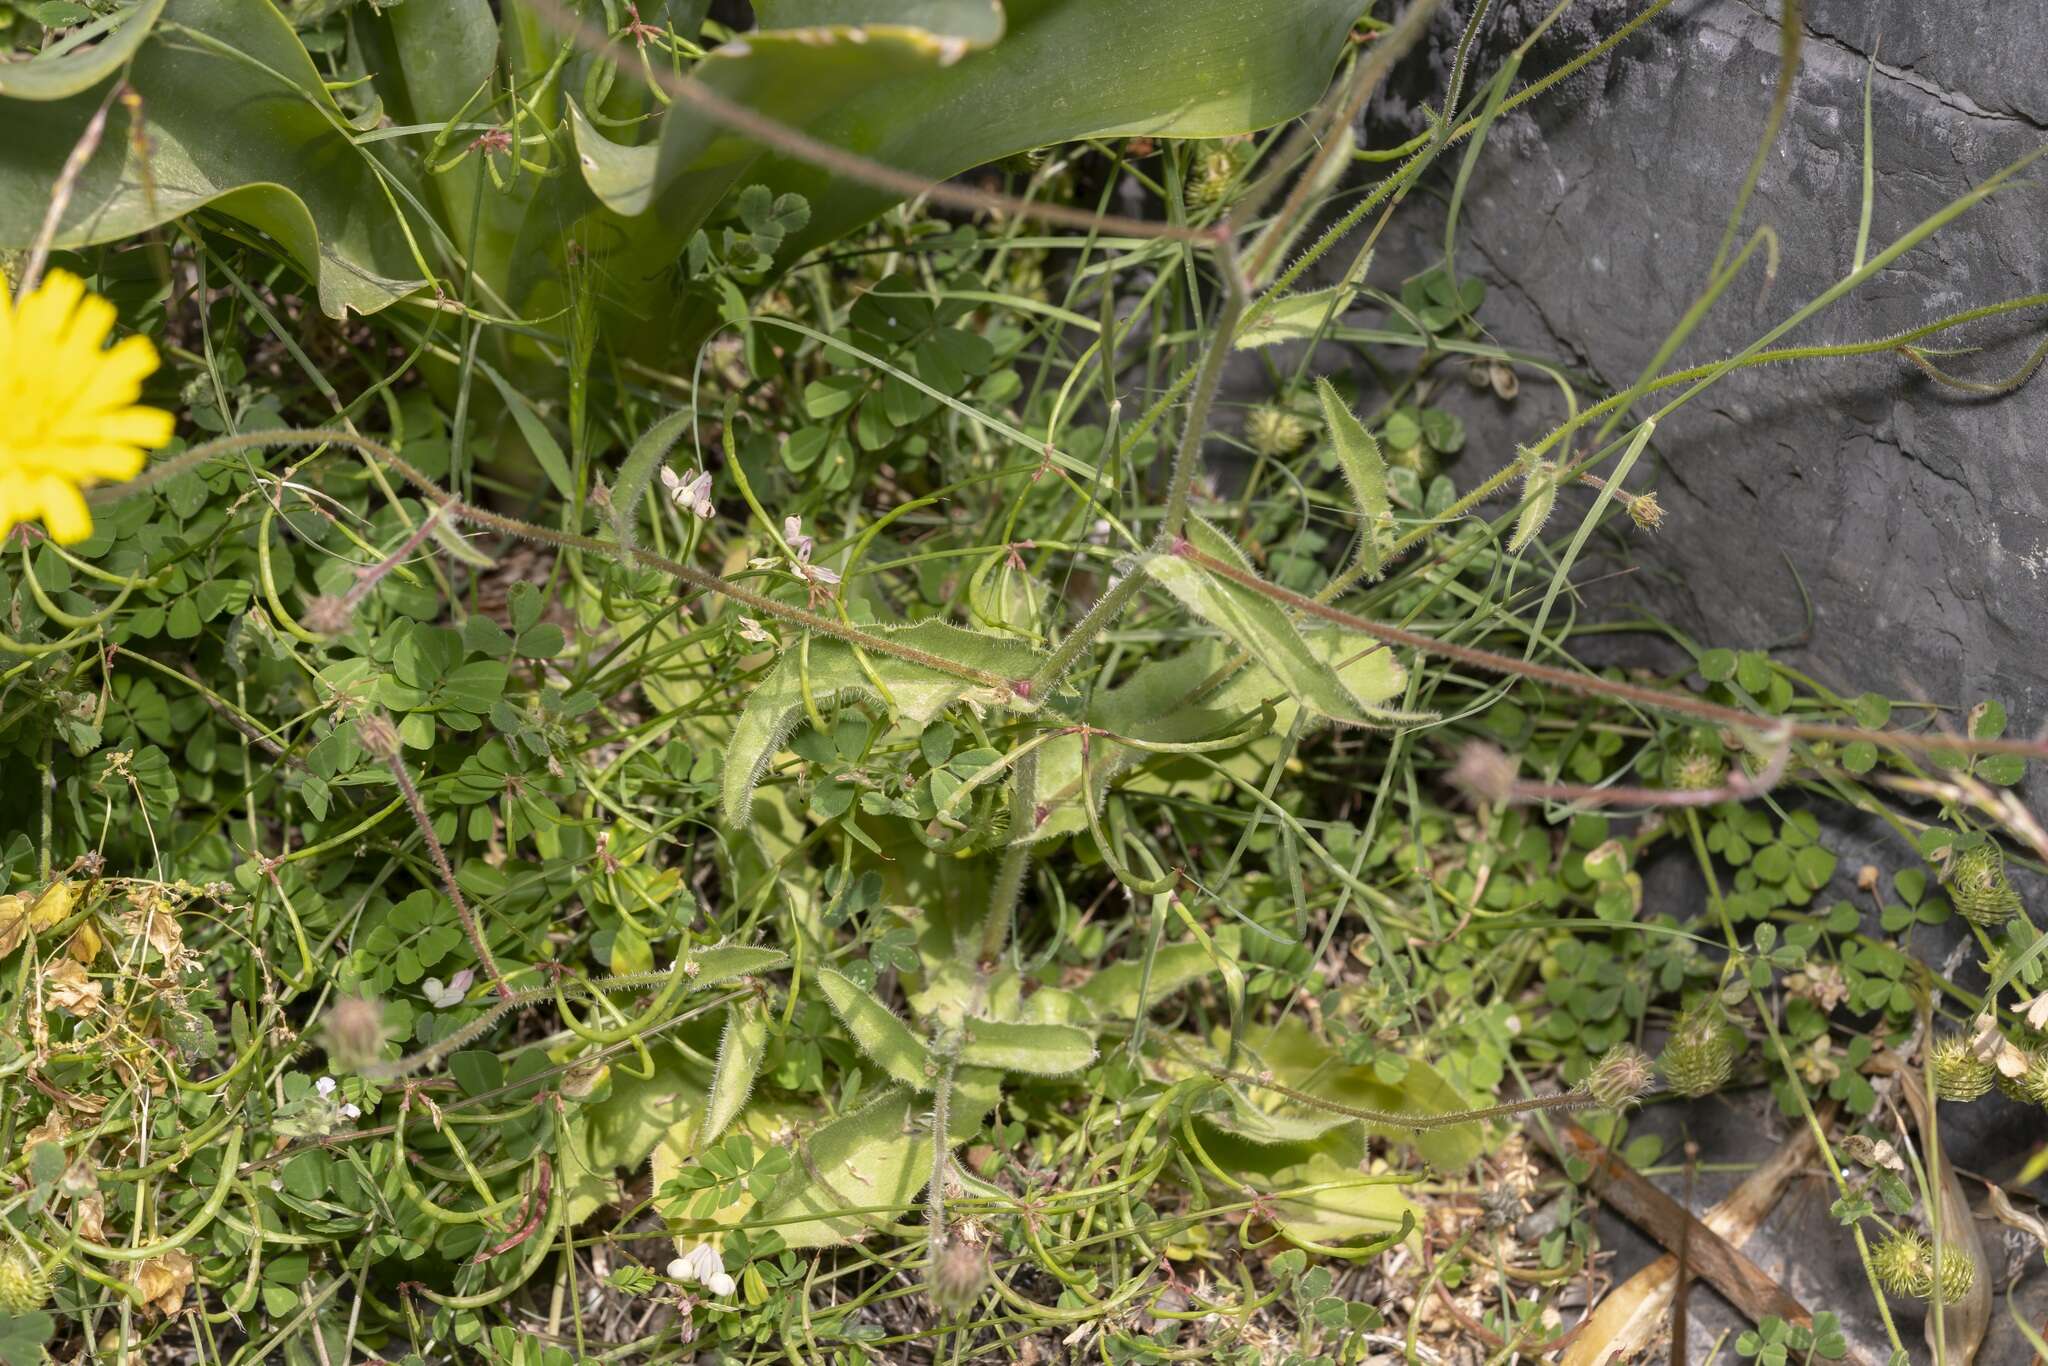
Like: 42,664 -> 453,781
1664,731 -> 1726,791
1659,1001 -> 1737,1098
1184,145 -> 1245,208
1947,843 -> 2022,927
1929,1035 -> 1996,1102
1995,1050 -> 2048,1106
1871,1229 -> 1975,1301
1243,405 -> 1310,459
0,1245 -> 49,1314
1585,1045 -> 1657,1109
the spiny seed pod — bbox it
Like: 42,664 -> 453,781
1929,1035 -> 1996,1102
1947,844 -> 2022,927
1872,1229 -> 1976,1301
1995,1050 -> 2048,1106
1384,441 -> 1439,482
926,1238 -> 991,1316
1659,1001 -> 1737,1098
0,1246 -> 50,1314
1585,1045 -> 1657,1109
1665,732 -> 1726,792
1243,405 -> 1310,459
1184,146 -> 1244,208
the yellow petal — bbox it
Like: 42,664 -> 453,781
16,270 -> 87,347
53,289 -> 117,358
54,441 -> 152,481
35,475 -> 95,544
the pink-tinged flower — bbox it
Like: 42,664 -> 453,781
659,466 -> 715,519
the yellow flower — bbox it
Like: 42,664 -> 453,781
1,269 -> 174,544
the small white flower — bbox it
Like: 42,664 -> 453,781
799,561 -> 840,588
423,969 -> 475,1010
2021,991 -> 2048,1032
315,1076 -> 337,1097
737,616 -> 773,644
784,515 -> 814,563
669,1241 -> 731,1294
340,1103 -> 362,1120
660,466 -> 716,520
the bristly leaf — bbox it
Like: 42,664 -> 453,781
1141,516 -> 1421,727
1234,283 -> 1358,350
609,407 -> 695,550
702,999 -> 770,1150
956,1018 -> 1097,1075
1508,452 -> 1560,552
685,946 -> 791,990
819,968 -> 933,1090
722,620 -> 1044,827
1315,377 -> 1392,579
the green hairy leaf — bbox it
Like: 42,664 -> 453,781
1141,516 -> 1424,727
955,1018 -> 1097,1076
819,968 -> 933,1089
1316,377 -> 1393,578
1509,455 -> 1561,552
702,999 -> 770,1149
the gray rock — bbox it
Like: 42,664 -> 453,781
1386,0 -> 2047,782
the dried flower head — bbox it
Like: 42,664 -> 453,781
301,594 -> 355,635
1448,740 -> 1519,806
320,995 -> 393,1073
926,1237 -> 991,1315
1584,1044 -> 1657,1109
355,712 -> 402,760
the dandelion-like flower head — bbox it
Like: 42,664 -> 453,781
1,270 -> 173,544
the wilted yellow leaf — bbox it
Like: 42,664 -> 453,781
131,1250 -> 194,1316
46,958 -> 103,1016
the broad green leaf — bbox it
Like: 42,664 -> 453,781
956,1019 -> 1096,1076
484,370 -> 576,501
566,1051 -> 706,1223
754,0 -> 1004,43
1204,1089 -> 1360,1146
1234,284 -> 1357,350
1074,940 -> 1230,1020
1268,1152 -> 1422,1248
752,1069 -> 1000,1246
1316,377 -> 1393,577
1232,1019 -> 1483,1170
378,0 -> 521,274
819,967 -> 933,1089
702,1000 -> 769,1149
743,0 -> 1367,265
0,0 -> 432,318
0,0 -> 169,99
722,620 -> 1041,826
1141,517 -> 1423,727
